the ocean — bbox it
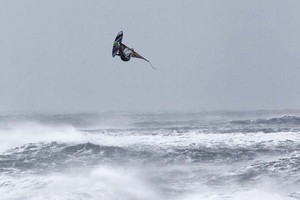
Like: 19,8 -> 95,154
0,111 -> 300,200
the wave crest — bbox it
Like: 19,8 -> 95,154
231,115 -> 300,125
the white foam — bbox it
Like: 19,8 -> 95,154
0,166 -> 160,200
1,122 -> 300,152
0,166 -> 296,200
0,122 -> 86,152
77,130 -> 300,150
180,189 -> 293,200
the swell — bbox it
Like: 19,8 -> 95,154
1,140 -> 300,173
230,115 -> 300,125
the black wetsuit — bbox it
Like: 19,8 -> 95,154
120,52 -> 130,61
119,43 -> 131,62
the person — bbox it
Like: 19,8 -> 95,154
117,43 -> 135,62
114,41 -> 156,70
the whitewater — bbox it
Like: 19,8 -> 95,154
0,111 -> 300,200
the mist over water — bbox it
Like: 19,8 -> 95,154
0,111 -> 300,200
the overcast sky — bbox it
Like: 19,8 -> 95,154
0,0 -> 300,113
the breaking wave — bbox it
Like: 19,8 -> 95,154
0,112 -> 300,199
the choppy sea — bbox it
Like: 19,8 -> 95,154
1,111 -> 300,200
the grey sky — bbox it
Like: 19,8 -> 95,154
0,0 -> 300,113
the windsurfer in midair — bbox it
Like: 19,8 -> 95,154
112,31 -> 157,69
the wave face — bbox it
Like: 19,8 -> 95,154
0,111 -> 300,200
